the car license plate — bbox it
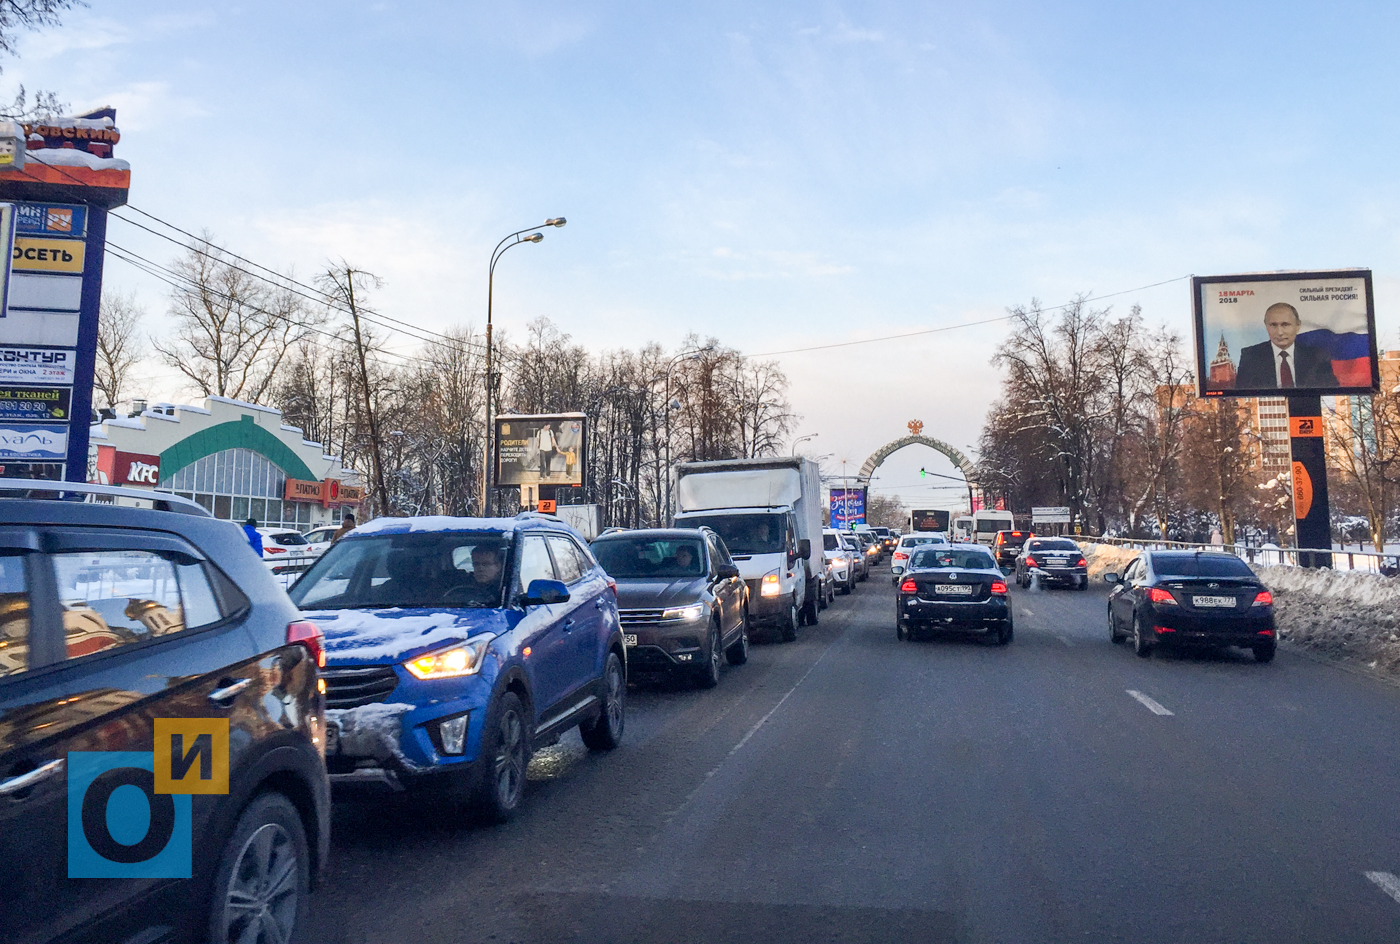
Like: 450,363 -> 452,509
624,634 -> 638,646
934,584 -> 974,595
1193,595 -> 1236,608
324,721 -> 339,755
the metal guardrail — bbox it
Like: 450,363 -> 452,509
1084,535 -> 1400,576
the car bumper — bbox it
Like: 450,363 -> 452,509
898,595 -> 1010,626
1029,566 -> 1087,584
1147,608 -> 1276,645
621,621 -> 707,669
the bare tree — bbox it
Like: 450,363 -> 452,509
93,291 -> 144,410
1327,391 -> 1400,551
154,236 -> 324,403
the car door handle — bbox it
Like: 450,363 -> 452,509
0,758 -> 64,798
208,677 -> 254,704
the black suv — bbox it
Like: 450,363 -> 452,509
0,482 -> 329,944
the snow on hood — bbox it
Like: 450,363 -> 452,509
309,606 -> 514,664
613,576 -> 709,610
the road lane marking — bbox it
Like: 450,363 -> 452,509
1057,635 -> 1073,647
1365,871 -> 1400,905
1126,690 -> 1174,716
1021,609 -> 1034,617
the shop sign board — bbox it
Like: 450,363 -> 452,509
0,385 -> 70,422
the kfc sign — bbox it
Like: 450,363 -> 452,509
113,451 -> 161,486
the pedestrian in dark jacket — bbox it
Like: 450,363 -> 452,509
332,512 -> 357,544
243,518 -> 264,556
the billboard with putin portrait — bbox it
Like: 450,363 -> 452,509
1193,270 -> 1379,398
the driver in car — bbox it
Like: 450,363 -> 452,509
445,544 -> 505,605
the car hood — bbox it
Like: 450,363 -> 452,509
306,606 -> 515,665
613,576 -> 709,610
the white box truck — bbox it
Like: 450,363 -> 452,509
673,457 -> 825,641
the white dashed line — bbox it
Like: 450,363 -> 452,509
1365,871 -> 1400,905
1056,636 -> 1073,647
1126,690 -> 1174,716
1021,609 -> 1034,617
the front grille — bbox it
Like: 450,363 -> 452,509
322,665 -> 399,709
619,608 -> 667,625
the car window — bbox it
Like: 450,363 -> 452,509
518,534 -> 557,589
593,536 -> 706,578
1153,554 -> 1255,578
823,533 -> 839,551
0,553 -> 30,678
1028,539 -> 1079,552
547,535 -> 584,584
52,550 -> 190,657
289,533 -> 511,609
271,532 -> 308,546
910,548 -> 998,570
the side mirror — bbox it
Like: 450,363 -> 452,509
521,578 -> 570,606
1103,572 -> 1120,584
797,538 -> 811,559
715,563 -> 740,580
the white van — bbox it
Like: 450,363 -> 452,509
952,515 -> 974,543
971,510 -> 1015,546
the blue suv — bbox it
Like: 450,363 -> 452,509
288,513 -> 626,821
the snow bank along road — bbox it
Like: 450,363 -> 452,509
304,567 -> 1400,943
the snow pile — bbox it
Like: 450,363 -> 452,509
1080,542 -> 1139,579
27,147 -> 130,171
1254,565 -> 1400,675
325,702 -> 421,770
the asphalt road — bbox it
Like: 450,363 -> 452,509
304,564 -> 1400,943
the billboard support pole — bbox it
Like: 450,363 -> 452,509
1287,395 -> 1332,569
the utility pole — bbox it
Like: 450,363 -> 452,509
344,268 -> 390,517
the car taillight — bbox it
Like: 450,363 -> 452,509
893,552 -> 908,560
1257,629 -> 1275,636
900,579 -> 917,592
1024,556 -> 1037,568
1076,558 -> 1087,567
265,546 -> 286,554
1148,587 -> 1178,606
287,620 -> 325,668
991,580 -> 1008,594
1252,590 -> 1273,607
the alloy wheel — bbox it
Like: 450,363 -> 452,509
494,707 -> 525,807
219,824 -> 299,944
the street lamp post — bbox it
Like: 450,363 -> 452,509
791,433 -> 818,456
481,217 -> 566,516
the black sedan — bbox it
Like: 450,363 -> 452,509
592,528 -> 749,687
1014,537 -> 1088,589
1105,551 -> 1276,662
896,544 -> 1012,644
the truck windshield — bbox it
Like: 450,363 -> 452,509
680,514 -> 787,555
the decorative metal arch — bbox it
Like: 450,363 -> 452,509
857,434 -> 976,483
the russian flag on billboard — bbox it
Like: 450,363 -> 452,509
1298,317 -> 1371,387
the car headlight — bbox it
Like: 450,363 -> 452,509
404,637 -> 492,680
760,571 -> 782,596
662,602 -> 707,621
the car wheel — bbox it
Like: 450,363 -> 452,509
1132,615 -> 1153,658
207,792 -> 310,944
696,622 -> 722,689
840,578 -> 852,595
804,586 -> 820,626
1108,606 -> 1126,644
997,620 -> 1014,645
896,619 -> 907,641
472,691 -> 529,821
726,613 -> 750,665
580,652 -> 626,750
779,597 -> 799,642
1076,576 -> 1088,591
1253,641 -> 1276,663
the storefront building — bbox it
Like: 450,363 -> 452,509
90,395 -> 361,531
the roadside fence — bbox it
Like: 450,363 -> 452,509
1084,535 -> 1400,577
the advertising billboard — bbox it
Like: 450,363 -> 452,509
910,509 -> 950,532
1193,270 -> 1379,397
830,487 -> 866,529
495,413 -> 587,488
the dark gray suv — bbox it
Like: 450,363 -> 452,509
0,482 -> 329,944
591,528 -> 749,687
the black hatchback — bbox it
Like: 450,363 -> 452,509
0,483 -> 330,944
1105,551 -> 1276,661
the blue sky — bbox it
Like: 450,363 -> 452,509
10,0 -> 1400,507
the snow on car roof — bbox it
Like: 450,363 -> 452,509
351,514 -> 579,537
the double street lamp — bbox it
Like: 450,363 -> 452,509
480,217 -> 567,516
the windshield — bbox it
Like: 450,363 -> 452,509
288,532 -> 510,609
680,514 -> 786,556
976,518 -> 1011,533
1154,555 -> 1255,578
594,536 -> 705,578
910,548 -> 997,570
823,534 -> 840,551
269,532 -> 308,546
1028,539 -> 1080,552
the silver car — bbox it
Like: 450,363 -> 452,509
891,532 -> 950,583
